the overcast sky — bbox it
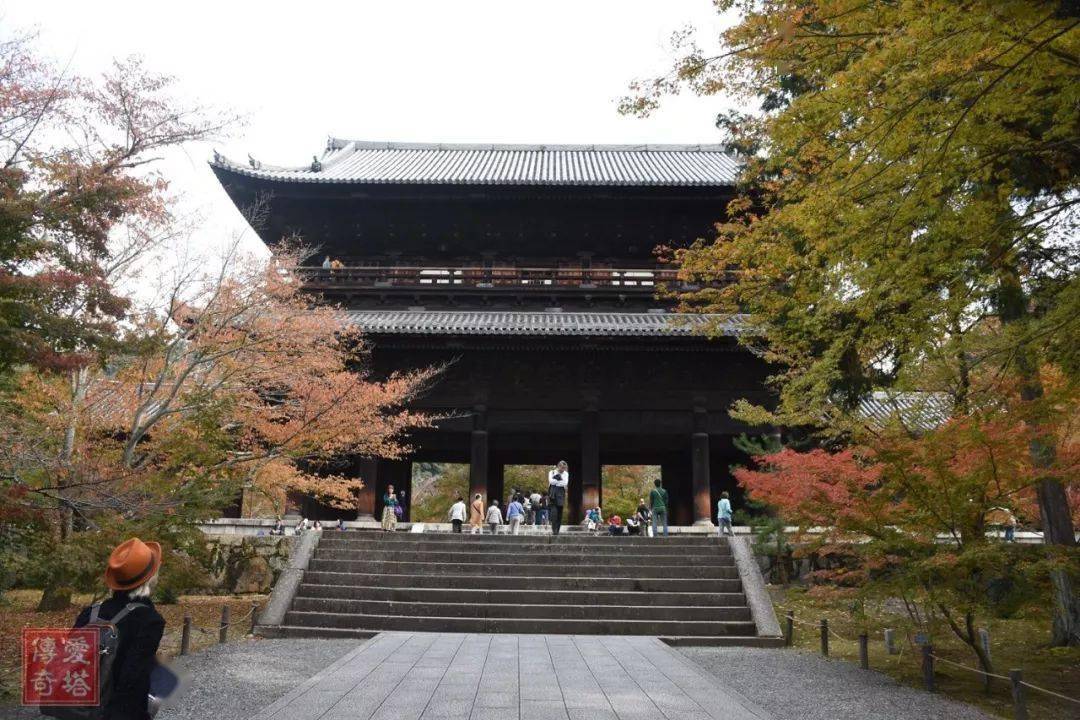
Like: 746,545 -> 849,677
6,0 -> 734,255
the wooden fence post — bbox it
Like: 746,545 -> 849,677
250,600 -> 259,635
858,633 -> 869,670
921,644 -> 935,692
219,604 -> 230,644
820,619 -> 829,657
1009,669 -> 1027,720
785,611 -> 794,647
978,628 -> 992,694
180,615 -> 191,656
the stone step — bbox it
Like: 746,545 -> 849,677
312,548 -> 735,567
296,584 -> 747,608
660,635 -> 785,648
320,531 -> 724,546
302,571 -> 742,593
290,597 -> 751,622
259,625 -> 380,640
282,610 -> 759,637
316,537 -> 732,555
306,559 -> 739,579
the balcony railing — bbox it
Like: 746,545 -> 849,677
298,265 -> 693,291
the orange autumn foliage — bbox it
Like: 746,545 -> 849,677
1,248 -> 438,519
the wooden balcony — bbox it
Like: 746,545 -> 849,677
298,265 -> 701,295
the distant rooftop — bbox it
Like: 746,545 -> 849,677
211,138 -> 740,187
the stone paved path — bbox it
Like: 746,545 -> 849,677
253,632 -> 771,720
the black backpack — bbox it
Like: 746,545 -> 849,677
40,601 -> 143,719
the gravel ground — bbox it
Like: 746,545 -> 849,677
157,638 -> 361,720
679,646 -> 997,720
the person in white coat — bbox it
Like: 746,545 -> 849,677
548,461 -> 569,536
448,496 -> 468,533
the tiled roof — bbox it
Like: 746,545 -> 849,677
856,392 -> 952,430
343,310 -> 746,337
211,139 -> 740,187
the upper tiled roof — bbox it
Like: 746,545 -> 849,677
211,139 -> 740,186
343,310 -> 746,337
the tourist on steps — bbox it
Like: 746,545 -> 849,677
585,506 -> 603,533
381,485 -> 399,532
449,496 -> 467,533
486,499 -> 503,535
717,491 -> 734,537
548,461 -> 569,536
649,478 -> 669,537
469,493 -> 484,534
530,490 -> 542,524
538,493 -> 550,526
507,494 -> 525,535
607,514 -> 623,536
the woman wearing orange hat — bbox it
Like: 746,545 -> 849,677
73,537 -> 166,719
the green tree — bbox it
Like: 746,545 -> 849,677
625,0 -> 1079,646
600,465 -> 658,519
411,463 -> 469,522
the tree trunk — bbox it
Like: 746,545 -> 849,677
997,267 -> 1079,646
36,585 -> 74,612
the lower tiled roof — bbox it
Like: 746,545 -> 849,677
856,392 -> 952,430
343,310 -> 745,337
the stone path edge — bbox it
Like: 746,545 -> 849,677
247,636 -> 372,718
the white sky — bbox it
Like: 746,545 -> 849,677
5,0 -> 734,256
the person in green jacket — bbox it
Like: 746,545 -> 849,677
381,484 -> 398,532
648,478 -> 669,537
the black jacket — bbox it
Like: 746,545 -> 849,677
75,594 -> 165,720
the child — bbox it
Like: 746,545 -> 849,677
717,491 -> 733,536
486,499 -> 503,534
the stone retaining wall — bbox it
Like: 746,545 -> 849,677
206,534 -> 294,594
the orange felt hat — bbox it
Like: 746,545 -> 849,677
104,538 -> 162,591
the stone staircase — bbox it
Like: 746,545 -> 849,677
261,530 -> 782,646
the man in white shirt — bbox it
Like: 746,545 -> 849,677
548,461 -> 569,536
448,496 -> 467,533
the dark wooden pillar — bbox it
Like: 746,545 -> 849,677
580,406 -> 600,512
661,459 -> 693,526
356,458 -> 377,521
490,461 -> 506,508
692,405 -> 713,526
469,406 -> 489,503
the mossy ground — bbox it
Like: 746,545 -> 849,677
772,586 -> 1080,719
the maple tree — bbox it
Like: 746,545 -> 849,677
2,246 -> 437,605
624,0 -> 1080,646
736,377 -> 1079,672
0,32 -> 231,376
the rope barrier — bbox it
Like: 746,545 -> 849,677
1017,681 -> 1080,706
927,653 -> 1012,681
926,652 -> 1080,706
